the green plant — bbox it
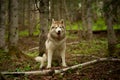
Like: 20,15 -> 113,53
19,30 -> 29,37
24,64 -> 31,71
26,51 -> 39,57
15,67 -> 22,72
116,43 -> 120,48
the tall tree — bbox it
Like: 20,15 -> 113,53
8,0 -> 18,47
0,0 -> 6,49
8,0 -> 19,53
51,0 -> 64,20
51,0 -> 58,20
39,0 -> 49,55
86,0 -> 93,40
18,0 -> 25,28
103,0 -> 117,56
81,0 -> 87,40
8,0 -> 29,59
81,0 -> 93,40
30,0 -> 36,36
28,0 -> 34,36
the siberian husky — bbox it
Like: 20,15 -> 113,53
35,19 -> 67,68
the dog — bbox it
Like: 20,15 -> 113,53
35,19 -> 67,68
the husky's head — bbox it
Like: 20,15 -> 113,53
49,19 -> 66,40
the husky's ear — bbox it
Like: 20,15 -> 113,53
52,19 -> 55,23
60,19 -> 64,24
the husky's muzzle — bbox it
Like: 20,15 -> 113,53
56,27 -> 61,35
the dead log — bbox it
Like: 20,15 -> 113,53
1,70 -> 52,75
71,54 -> 101,59
1,58 -> 120,75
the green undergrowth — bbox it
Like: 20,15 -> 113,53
19,18 -> 120,37
67,38 -> 107,56
66,18 -> 120,31
25,38 -> 108,59
26,51 -> 39,58
19,29 -> 40,37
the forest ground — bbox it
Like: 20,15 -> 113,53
1,30 -> 120,80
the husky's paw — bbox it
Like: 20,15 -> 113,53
39,66 -> 45,69
40,65 -> 43,69
46,65 -> 51,69
62,64 -> 67,67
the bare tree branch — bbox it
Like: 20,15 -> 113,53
1,58 -> 120,76
35,0 -> 41,13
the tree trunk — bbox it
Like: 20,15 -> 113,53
31,0 -> 36,36
27,0 -> 31,36
63,0 -> 72,30
51,0 -> 58,20
8,0 -> 23,58
59,0 -> 64,19
18,0 -> 24,28
107,16 -> 117,56
103,1 -> 117,57
39,0 -> 49,56
86,0 -> 93,40
81,0 -> 93,40
8,0 -> 18,47
63,0 -> 68,20
0,0 -> 6,49
28,0 -> 34,36
81,0 -> 87,40
51,0 -> 64,20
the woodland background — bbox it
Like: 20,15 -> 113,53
0,0 -> 120,79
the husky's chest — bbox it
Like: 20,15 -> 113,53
46,38 -> 65,53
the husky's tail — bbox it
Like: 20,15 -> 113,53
34,54 -> 47,68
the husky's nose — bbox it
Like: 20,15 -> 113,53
58,30 -> 61,33
56,27 -> 61,34
57,30 -> 61,35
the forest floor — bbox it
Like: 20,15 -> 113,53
1,32 -> 120,80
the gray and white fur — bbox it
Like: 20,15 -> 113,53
35,19 -> 67,68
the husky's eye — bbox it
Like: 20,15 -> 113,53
51,26 -> 55,29
60,26 -> 64,28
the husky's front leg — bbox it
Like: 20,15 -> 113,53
47,50 -> 53,68
61,49 -> 67,67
